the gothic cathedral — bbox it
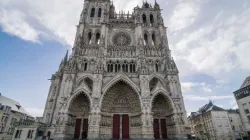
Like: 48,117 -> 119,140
43,0 -> 189,139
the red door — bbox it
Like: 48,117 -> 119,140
122,115 -> 129,139
154,119 -> 160,139
74,119 -> 82,138
83,119 -> 88,133
161,119 -> 167,139
113,114 -> 120,139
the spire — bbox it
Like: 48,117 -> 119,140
154,0 -> 160,9
64,50 -> 68,64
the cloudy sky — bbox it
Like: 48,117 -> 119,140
0,0 -> 249,117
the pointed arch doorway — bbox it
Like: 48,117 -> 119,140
68,92 -> 90,139
152,93 -> 174,139
100,81 -> 142,139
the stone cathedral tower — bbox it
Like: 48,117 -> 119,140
42,0 -> 189,139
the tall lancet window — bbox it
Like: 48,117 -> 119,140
155,61 -> 159,72
88,32 -> 92,44
98,8 -> 102,17
150,14 -> 154,26
144,33 -> 148,45
152,33 -> 156,46
142,14 -> 147,24
90,8 -> 95,17
96,33 -> 101,44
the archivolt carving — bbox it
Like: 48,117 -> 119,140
101,81 -> 141,113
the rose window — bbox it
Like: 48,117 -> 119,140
113,32 -> 131,46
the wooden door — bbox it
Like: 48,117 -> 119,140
82,119 -> 88,133
153,119 -> 160,139
161,119 -> 167,139
74,119 -> 82,138
113,114 -> 120,139
122,115 -> 129,139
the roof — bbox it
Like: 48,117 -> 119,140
0,94 -> 30,116
241,76 -> 250,89
227,109 -> 239,113
189,101 -> 225,118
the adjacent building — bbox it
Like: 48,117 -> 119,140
12,0 -> 190,140
228,109 -> 246,139
0,94 -> 33,140
188,101 -> 237,140
234,76 -> 250,137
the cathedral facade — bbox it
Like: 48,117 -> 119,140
43,0 -> 189,139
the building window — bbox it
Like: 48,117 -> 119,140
142,14 -> 147,24
155,63 -> 159,72
15,130 -> 19,138
98,8 -> 102,17
96,33 -> 101,44
90,8 -> 95,17
88,32 -> 92,44
247,116 -> 250,122
152,33 -> 156,45
243,103 -> 249,114
144,33 -> 148,45
150,14 -> 154,26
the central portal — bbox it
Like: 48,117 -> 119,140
113,114 -> 129,139
100,81 -> 142,138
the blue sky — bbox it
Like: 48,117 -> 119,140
0,0 -> 250,117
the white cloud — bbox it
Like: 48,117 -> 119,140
182,82 -> 212,93
229,99 -> 238,109
0,9 -> 40,43
172,8 -> 250,78
184,95 -> 234,101
25,108 -> 44,117
169,0 -> 200,32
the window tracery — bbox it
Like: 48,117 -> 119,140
112,32 -> 131,46
107,60 -> 136,73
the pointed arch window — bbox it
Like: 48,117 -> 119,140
150,14 -> 154,26
144,33 -> 148,45
90,8 -> 95,17
88,32 -> 92,44
82,60 -> 88,71
98,8 -> 102,17
155,61 -> 159,72
142,14 -> 147,24
152,33 -> 156,46
96,32 -> 101,44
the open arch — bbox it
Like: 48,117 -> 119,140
100,81 -> 142,139
144,33 -> 148,45
150,14 -> 154,26
95,32 -> 101,44
88,32 -> 92,44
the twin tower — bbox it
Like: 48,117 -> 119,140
42,0 -> 189,139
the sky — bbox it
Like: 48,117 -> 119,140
0,0 -> 250,117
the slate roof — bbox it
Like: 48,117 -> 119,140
189,101 -> 225,118
241,76 -> 250,89
0,94 -> 30,115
